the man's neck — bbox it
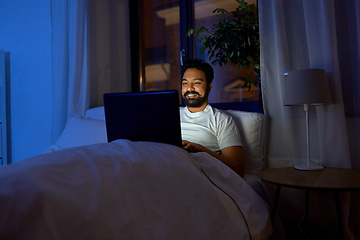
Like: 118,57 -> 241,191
187,103 -> 208,113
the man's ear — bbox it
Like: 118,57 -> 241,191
208,83 -> 213,93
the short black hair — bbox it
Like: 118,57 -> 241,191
182,59 -> 214,86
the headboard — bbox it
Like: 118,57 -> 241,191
209,101 -> 263,113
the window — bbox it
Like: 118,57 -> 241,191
130,0 -> 262,111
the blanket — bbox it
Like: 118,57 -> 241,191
0,140 -> 272,240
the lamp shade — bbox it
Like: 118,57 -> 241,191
283,69 -> 332,106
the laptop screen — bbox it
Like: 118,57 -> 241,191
103,90 -> 182,148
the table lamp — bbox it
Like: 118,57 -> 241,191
283,69 -> 332,170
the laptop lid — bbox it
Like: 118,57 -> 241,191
103,90 -> 182,147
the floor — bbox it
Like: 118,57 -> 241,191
281,220 -> 341,240
261,181 -> 345,240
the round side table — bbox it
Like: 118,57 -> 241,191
259,167 -> 360,240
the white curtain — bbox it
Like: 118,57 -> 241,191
87,0 -> 132,108
259,0 -> 360,168
259,0 -> 360,238
50,0 -> 89,143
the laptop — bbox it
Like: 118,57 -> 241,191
103,90 -> 182,148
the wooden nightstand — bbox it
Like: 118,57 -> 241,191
259,167 -> 360,240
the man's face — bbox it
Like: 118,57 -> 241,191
182,68 -> 212,109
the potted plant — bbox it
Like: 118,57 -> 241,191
187,0 -> 259,89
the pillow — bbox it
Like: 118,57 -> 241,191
225,110 -> 265,175
85,106 -> 106,121
55,114 -> 107,149
84,106 -> 265,175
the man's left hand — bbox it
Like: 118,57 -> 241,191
182,140 -> 206,153
182,140 -> 245,178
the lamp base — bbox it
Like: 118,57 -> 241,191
294,162 -> 324,171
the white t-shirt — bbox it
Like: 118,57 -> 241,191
180,104 -> 242,154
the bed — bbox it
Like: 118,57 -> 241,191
0,106 -> 274,240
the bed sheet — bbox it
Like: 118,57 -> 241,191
0,140 -> 272,240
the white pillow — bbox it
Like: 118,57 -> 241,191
225,110 -> 265,175
85,106 -> 106,121
55,114 -> 107,149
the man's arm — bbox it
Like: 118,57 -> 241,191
182,140 -> 245,177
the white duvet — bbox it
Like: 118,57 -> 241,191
0,140 -> 272,240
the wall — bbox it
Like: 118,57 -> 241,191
0,0 -> 53,163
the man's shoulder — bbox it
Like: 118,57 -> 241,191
209,105 -> 233,120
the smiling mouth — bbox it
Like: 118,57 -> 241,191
184,91 -> 200,98
187,94 -> 198,98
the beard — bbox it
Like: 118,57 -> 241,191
182,91 -> 209,108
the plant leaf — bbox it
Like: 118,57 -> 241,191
186,28 -> 194,37
211,59 -> 219,66
213,8 -> 228,14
